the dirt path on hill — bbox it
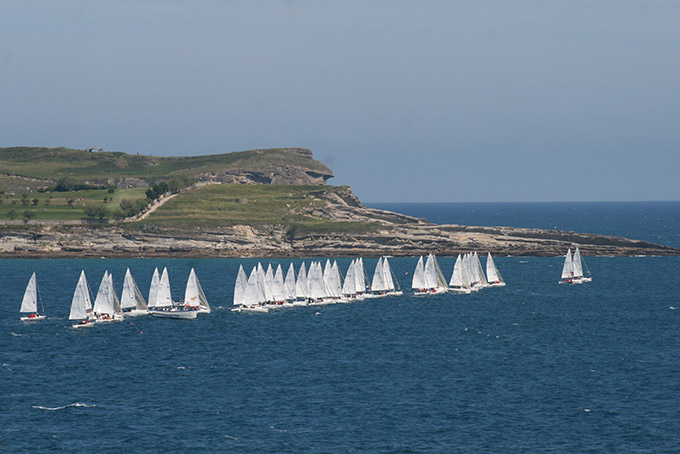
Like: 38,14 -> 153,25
135,193 -> 180,220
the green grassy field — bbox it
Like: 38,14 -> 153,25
0,147 -> 331,183
0,188 -> 147,221
134,184 -> 380,235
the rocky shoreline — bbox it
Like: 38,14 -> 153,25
1,191 -> 677,258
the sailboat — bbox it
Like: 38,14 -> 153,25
485,253 -> 506,287
294,262 -> 310,306
92,271 -> 124,322
572,248 -> 592,283
232,266 -> 269,313
20,272 -> 46,321
560,248 -> 592,284
120,269 -> 148,316
233,264 -> 248,308
449,254 -> 472,294
413,254 -> 448,295
371,257 -> 402,296
69,270 -> 95,328
147,268 -> 160,309
150,268 -> 197,319
183,268 -> 211,314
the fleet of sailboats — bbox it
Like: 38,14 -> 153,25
19,250 -> 597,325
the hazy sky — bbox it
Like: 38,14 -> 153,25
1,0 -> 679,202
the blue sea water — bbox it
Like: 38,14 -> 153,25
3,202 -> 680,453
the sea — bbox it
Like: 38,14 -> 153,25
2,202 -> 680,453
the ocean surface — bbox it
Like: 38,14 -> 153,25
3,202 -> 680,453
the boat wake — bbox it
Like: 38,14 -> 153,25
32,402 -> 96,411
10,332 -> 23,337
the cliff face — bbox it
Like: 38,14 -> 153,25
197,149 -> 333,185
1,186 -> 677,258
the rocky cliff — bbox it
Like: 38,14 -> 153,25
1,186 -> 677,258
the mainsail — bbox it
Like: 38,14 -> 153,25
69,270 -> 92,320
20,272 -> 39,313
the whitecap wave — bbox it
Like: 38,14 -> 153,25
32,402 -> 96,411
10,332 -> 22,337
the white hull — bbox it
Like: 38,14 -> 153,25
232,305 -> 269,313
20,314 -> 46,322
448,287 -> 472,294
309,298 -> 336,306
488,282 -> 506,287
150,307 -> 197,319
122,309 -> 148,317
72,320 -> 95,329
413,288 -> 448,296
95,314 -> 124,323
293,300 -> 309,307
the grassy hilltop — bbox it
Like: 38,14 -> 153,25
0,146 -> 333,190
0,146 -> 370,236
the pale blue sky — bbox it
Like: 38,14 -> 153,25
1,0 -> 679,202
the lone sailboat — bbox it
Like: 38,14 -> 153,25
20,272 -> 46,321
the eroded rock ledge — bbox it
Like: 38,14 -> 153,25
1,199 -> 677,258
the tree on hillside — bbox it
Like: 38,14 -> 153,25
32,198 -> 39,206
23,210 -> 36,223
21,193 -> 29,206
83,205 -> 109,220
55,177 -> 76,192
7,208 -> 16,220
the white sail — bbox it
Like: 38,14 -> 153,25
308,261 -> 327,299
473,253 -> 489,286
572,248 -> 584,279
450,254 -> 471,288
233,265 -> 248,306
486,253 -> 503,283
108,273 -> 123,315
271,265 -> 287,301
342,260 -> 357,295
20,272 -> 38,313
148,268 -> 160,308
561,249 -> 573,279
329,261 -> 343,297
258,263 -> 274,302
69,270 -> 92,320
156,267 -> 173,307
295,262 -> 308,298
184,268 -> 210,312
243,267 -> 262,305
424,254 -> 447,289
356,258 -> 367,293
371,257 -> 386,291
412,256 -> 426,289
383,257 -> 396,291
284,264 -> 296,300
120,269 -> 148,310
93,271 -> 112,314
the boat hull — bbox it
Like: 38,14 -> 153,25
20,314 -> 46,322
150,307 -> 198,319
